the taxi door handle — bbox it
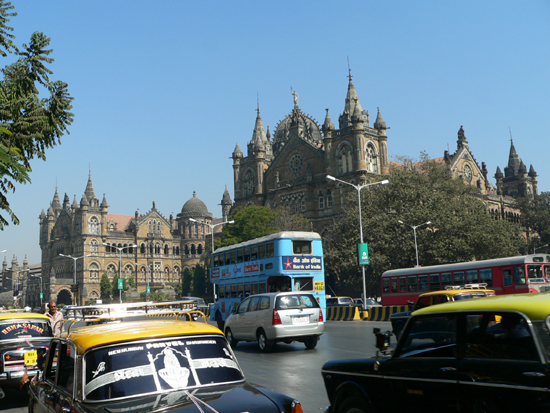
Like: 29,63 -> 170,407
440,367 -> 456,372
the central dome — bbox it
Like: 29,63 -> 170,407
180,191 -> 212,218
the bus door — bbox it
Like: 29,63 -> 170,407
501,267 -> 515,294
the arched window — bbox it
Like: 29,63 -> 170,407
174,266 -> 181,282
139,267 -> 147,283
164,266 -> 170,282
191,244 -> 196,255
89,263 -> 99,281
124,264 -> 133,279
327,189 -> 333,208
149,244 -> 153,255
89,216 -> 100,234
185,245 -> 190,255
107,264 -> 117,280
318,191 -> 325,210
243,169 -> 255,196
164,244 -> 169,255
157,222 -> 161,233
198,244 -> 203,254
109,223 -> 115,231
365,143 -> 378,173
337,144 -> 353,174
90,239 -> 98,254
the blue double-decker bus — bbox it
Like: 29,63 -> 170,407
209,231 -> 326,328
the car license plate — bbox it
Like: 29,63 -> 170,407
24,350 -> 38,366
293,316 -> 308,324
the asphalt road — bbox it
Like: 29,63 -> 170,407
0,320 -> 393,413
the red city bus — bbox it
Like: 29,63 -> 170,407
381,254 -> 550,306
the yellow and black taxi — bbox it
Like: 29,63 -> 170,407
390,284 -> 495,339
28,316 -> 304,413
0,311 -> 52,396
322,293 -> 550,412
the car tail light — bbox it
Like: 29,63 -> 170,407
319,308 -> 324,322
272,309 -> 282,325
291,400 -> 304,413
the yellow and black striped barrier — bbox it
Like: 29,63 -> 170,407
367,305 -> 407,321
326,306 -> 362,321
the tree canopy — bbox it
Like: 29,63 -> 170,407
0,1 -> 73,228
516,191 -> 550,253
218,204 -> 311,247
324,159 -> 524,296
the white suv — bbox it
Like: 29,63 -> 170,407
224,291 -> 324,352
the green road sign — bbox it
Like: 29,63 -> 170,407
358,243 -> 369,265
40,293 -> 43,299
146,285 -> 151,294
118,278 -> 123,290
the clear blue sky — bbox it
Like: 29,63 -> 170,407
2,1 -> 549,265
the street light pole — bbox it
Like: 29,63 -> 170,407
103,244 -> 137,304
398,220 -> 431,267
59,253 -> 92,305
29,274 -> 43,307
326,175 -> 389,311
11,269 -> 28,308
188,218 -> 234,300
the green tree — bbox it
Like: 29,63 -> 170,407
0,1 -> 73,228
111,274 -> 126,293
516,192 -> 550,253
324,159 -> 524,295
100,273 -> 112,300
128,275 -> 136,288
171,282 -> 182,297
193,265 -> 206,297
182,267 -> 192,296
140,291 -> 171,302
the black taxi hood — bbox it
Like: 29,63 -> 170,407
88,382 -> 285,413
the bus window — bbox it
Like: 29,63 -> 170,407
391,278 -> 398,293
268,276 -> 291,292
218,285 -> 225,298
238,284 -> 244,298
251,246 -> 258,260
453,271 -> 464,285
225,253 -> 231,266
231,284 -> 237,298
237,249 -> 243,263
294,277 -> 313,291
418,275 -> 428,291
383,278 -> 390,293
429,274 -> 440,291
545,265 -> 550,279
244,283 -> 251,297
527,265 -> 543,281
515,266 -> 526,284
293,240 -> 312,254
244,248 -> 250,262
213,254 -> 219,268
251,282 -> 258,295
230,251 -> 237,264
259,282 -> 267,294
467,270 -> 478,284
266,242 -> 275,258
259,244 -> 266,259
503,269 -> 512,286
480,269 -> 493,286
441,272 -> 452,288
408,276 -> 417,292
225,285 -> 230,298
399,277 -> 407,293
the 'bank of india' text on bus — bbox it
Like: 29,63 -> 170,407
209,231 -> 326,328
381,254 -> 550,306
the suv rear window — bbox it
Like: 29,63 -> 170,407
0,319 -> 52,340
275,294 -> 320,310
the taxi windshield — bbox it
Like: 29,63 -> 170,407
0,319 -> 52,340
84,336 -> 244,401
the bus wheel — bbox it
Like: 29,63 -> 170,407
216,311 -> 224,331
257,329 -> 274,352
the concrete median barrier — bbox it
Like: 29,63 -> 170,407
326,306 -> 361,321
367,305 -> 407,321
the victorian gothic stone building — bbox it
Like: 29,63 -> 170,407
232,75 -> 390,235
231,74 -> 537,233
38,175 -> 232,305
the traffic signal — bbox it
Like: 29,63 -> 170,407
13,289 -> 18,297
71,284 -> 79,293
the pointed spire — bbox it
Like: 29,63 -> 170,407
51,187 -> 62,212
495,166 -> 503,178
528,164 -> 537,177
101,193 -> 109,208
222,185 -> 232,204
72,195 -> 79,210
80,194 -> 89,207
505,139 -> 521,177
252,104 -> 267,150
84,172 -> 96,202
343,74 -> 362,120
233,142 -> 243,158
62,193 -> 70,211
374,107 -> 387,130
322,108 -> 335,134
40,208 -> 46,219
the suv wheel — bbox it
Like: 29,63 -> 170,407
225,328 -> 238,348
304,336 -> 318,349
338,396 -> 370,413
257,329 -> 274,352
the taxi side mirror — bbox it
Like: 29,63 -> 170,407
231,307 -> 237,314
373,328 -> 392,352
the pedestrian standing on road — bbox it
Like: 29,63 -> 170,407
45,301 -> 63,336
